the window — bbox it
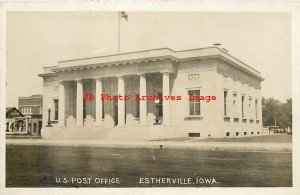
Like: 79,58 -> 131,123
233,92 -> 237,117
226,132 -> 230,137
21,106 -> 32,114
34,123 -> 37,133
54,99 -> 59,120
244,132 -> 247,135
255,99 -> 258,119
188,133 -> 200,137
242,95 -> 245,118
188,89 -> 201,116
249,97 -> 252,109
236,132 -> 239,136
233,93 -> 237,104
224,90 -> 228,116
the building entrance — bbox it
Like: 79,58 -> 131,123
113,100 -> 118,126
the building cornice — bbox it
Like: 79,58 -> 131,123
39,47 -> 264,81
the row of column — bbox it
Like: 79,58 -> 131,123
58,72 -> 170,127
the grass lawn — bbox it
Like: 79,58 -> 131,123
6,145 -> 292,187
152,135 -> 292,143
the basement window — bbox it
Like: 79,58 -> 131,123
188,133 -> 200,137
234,118 -> 239,123
224,117 -> 230,122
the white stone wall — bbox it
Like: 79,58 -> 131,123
216,60 -> 263,138
169,59 -> 219,138
41,57 -> 263,139
42,75 -> 59,127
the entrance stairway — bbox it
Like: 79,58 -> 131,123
41,125 -> 185,141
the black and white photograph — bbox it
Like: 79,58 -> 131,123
0,1 -> 299,195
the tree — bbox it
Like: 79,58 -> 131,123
262,97 -> 292,131
277,98 -> 292,130
262,97 -> 280,126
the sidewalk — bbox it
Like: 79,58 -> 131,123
6,138 -> 292,152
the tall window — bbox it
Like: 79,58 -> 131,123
255,99 -> 258,119
233,92 -> 237,117
54,99 -> 59,120
224,90 -> 228,116
188,89 -> 201,116
242,95 -> 245,118
249,97 -> 252,118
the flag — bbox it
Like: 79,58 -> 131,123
120,11 -> 128,21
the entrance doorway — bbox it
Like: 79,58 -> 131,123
153,88 -> 163,123
38,121 -> 42,135
113,100 -> 118,126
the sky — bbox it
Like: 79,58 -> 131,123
6,12 -> 291,107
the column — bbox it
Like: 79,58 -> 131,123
118,76 -> 125,126
139,74 -> 147,125
76,80 -> 83,126
162,72 -> 170,124
95,78 -> 103,126
58,81 -> 65,126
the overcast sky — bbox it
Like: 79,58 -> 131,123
6,12 -> 291,106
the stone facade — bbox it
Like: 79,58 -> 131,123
39,47 -> 264,139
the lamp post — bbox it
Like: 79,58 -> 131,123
46,105 -> 53,127
153,99 -> 160,125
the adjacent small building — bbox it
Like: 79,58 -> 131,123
39,47 -> 264,140
6,107 -> 24,134
18,94 -> 43,135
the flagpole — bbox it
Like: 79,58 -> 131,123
118,11 -> 120,53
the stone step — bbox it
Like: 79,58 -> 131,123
41,125 -> 183,141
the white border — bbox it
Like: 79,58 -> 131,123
1,0 -> 299,195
